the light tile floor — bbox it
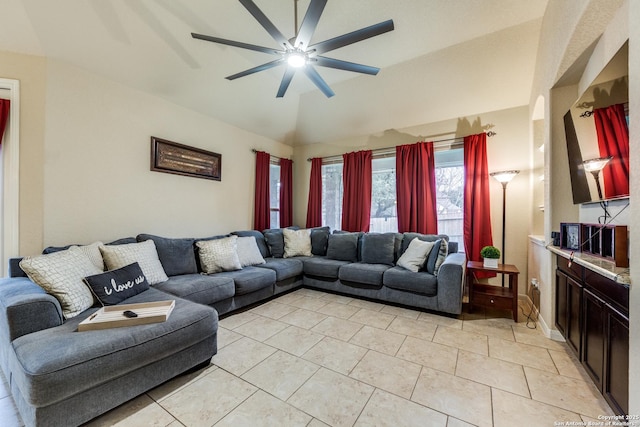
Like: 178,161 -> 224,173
0,288 -> 615,426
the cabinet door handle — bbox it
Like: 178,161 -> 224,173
490,299 -> 495,304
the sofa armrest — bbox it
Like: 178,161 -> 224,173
0,277 -> 64,341
436,252 -> 466,314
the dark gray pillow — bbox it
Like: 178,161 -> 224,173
361,233 -> 396,265
107,237 -> 137,246
326,233 -> 358,262
425,239 -> 442,274
310,227 -> 330,256
137,234 -> 197,276
232,230 -> 270,258
83,262 -> 150,306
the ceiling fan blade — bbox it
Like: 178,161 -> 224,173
239,0 -> 293,50
310,19 -> 394,55
192,33 -> 281,55
294,0 -> 327,51
314,56 -> 379,75
226,58 -> 285,80
303,66 -> 335,98
277,67 -> 296,98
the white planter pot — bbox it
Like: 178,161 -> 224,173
483,258 -> 499,268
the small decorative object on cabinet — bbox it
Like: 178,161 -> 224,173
560,222 -> 581,250
480,245 -> 500,269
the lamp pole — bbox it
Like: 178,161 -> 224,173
490,170 -> 519,287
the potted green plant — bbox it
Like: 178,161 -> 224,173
480,245 -> 500,268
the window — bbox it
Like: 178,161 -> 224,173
321,163 -> 343,231
370,157 -> 397,232
269,163 -> 280,228
320,146 -> 464,252
435,148 -> 464,252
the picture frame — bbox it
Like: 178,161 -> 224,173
560,222 -> 581,251
150,137 -> 221,181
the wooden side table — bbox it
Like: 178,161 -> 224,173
467,261 -> 519,322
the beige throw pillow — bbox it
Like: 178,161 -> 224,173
196,236 -> 242,273
397,238 -> 435,273
69,241 -> 105,270
20,249 -> 102,319
100,240 -> 169,284
283,228 -> 312,258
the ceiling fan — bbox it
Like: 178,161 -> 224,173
191,0 -> 394,98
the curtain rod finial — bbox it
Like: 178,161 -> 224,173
487,131 -> 497,137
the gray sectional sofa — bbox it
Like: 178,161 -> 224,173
0,227 -> 465,427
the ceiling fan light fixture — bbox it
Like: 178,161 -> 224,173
287,50 -> 307,67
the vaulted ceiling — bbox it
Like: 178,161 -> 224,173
0,0 -> 548,145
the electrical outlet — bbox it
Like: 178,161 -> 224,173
531,278 -> 539,289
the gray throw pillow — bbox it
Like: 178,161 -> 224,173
232,230 -> 270,258
137,234 -> 197,277
361,233 -> 396,265
263,227 -> 299,258
326,233 -> 359,262
425,239 -> 442,274
310,227 -> 330,256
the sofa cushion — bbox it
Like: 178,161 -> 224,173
153,274 -> 235,305
283,228 -> 312,258
19,249 -> 102,319
196,236 -> 242,274
310,226 -> 330,256
257,258 -> 304,281
100,240 -> 169,285
326,233 -> 358,262
232,230 -> 270,258
236,236 -> 266,267
83,262 -> 150,306
215,266 -> 276,295
383,266 -> 438,296
10,287 -> 217,408
338,262 -> 390,286
136,234 -> 197,276
400,233 -> 449,256
360,233 -> 396,266
302,256 -> 351,279
397,239 -> 436,272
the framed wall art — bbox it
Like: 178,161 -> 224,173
150,137 -> 221,181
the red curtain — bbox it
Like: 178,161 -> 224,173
0,99 -> 9,146
594,103 -> 629,198
306,157 -> 323,228
254,151 -> 271,231
341,150 -> 372,232
279,158 -> 293,227
396,141 -> 438,234
463,133 -> 494,272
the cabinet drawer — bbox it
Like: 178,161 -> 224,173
472,285 -> 513,311
557,255 -> 584,281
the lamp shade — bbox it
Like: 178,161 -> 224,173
490,170 -> 520,183
583,157 -> 612,173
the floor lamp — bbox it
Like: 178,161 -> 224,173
490,170 -> 519,286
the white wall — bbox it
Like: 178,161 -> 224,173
38,60 -> 292,250
293,105 -> 532,292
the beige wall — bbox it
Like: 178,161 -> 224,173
0,50 -> 47,256
293,105 -> 532,292
10,58 -> 291,254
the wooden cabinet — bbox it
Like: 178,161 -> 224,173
554,255 -> 629,416
467,261 -> 519,322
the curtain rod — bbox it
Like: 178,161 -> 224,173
251,148 -> 292,163
306,130 -> 497,162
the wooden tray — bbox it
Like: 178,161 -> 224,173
78,300 -> 175,331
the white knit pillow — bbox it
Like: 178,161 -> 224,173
20,249 -> 102,319
100,240 -> 168,284
69,241 -> 105,270
196,236 -> 242,273
283,228 -> 312,258
397,239 -> 435,273
236,236 -> 266,267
